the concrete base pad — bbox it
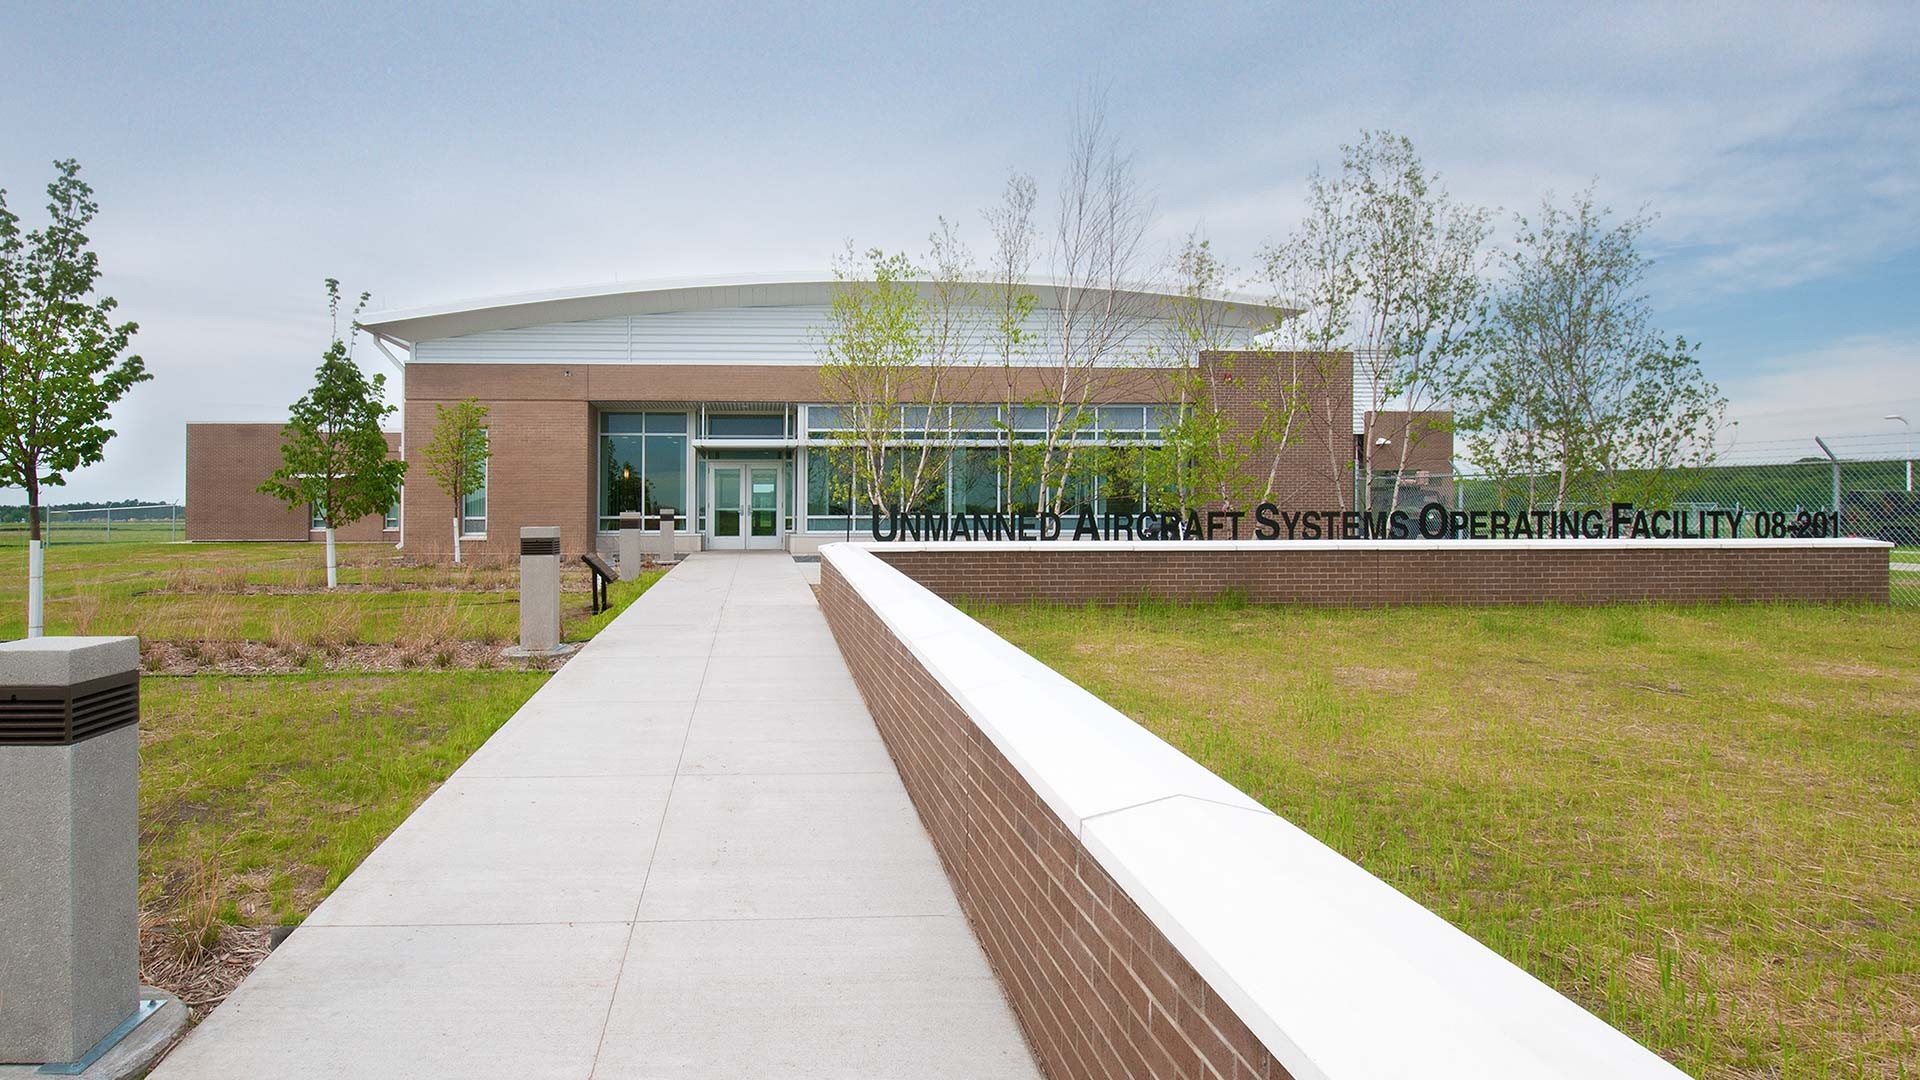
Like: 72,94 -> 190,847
498,642 -> 578,660
0,988 -> 188,1079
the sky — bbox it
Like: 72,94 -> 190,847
2,0 -> 1916,503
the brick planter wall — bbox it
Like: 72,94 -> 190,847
872,541 -> 1890,607
821,558 -> 1289,1080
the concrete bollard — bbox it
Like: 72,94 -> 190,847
516,526 -> 563,655
657,508 -> 678,565
0,637 -> 141,1065
617,511 -> 644,581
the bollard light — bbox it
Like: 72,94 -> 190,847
0,637 -> 142,1065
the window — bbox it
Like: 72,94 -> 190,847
952,448 -> 1000,515
805,449 -> 856,534
706,413 -> 785,439
462,430 -> 488,537
310,504 -> 325,530
600,412 -> 688,529
383,502 -> 399,532
798,403 -> 1169,532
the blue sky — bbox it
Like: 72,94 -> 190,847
2,1 -> 1916,501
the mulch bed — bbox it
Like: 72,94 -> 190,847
140,923 -> 274,1023
140,639 -> 572,675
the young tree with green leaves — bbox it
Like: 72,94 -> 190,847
816,247 -> 950,519
982,171 -> 1039,510
260,281 -> 406,588
1457,188 -> 1726,511
1141,232 -> 1309,513
0,159 -> 148,637
1260,131 -> 1490,512
419,398 -> 490,564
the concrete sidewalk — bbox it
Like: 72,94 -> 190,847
152,553 -> 1040,1080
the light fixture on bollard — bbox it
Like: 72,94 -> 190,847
616,511 -> 644,581
1,637 -> 186,1076
503,526 -> 577,659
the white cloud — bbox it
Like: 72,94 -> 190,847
1718,334 -> 1920,456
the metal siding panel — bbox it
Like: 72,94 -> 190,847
409,305 -> 1231,366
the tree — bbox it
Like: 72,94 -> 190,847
1141,232 -> 1309,513
1457,187 -> 1726,511
1030,93 -> 1160,513
260,281 -> 406,588
982,171 -> 1039,511
419,398 -> 490,564
815,248 -> 948,520
0,160 -> 148,637
1260,132 -> 1490,511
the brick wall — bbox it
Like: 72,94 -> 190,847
820,558 -> 1290,1080
1195,351 -> 1353,508
870,542 -> 1891,606
399,361 -> 1215,562
402,396 -> 593,560
185,424 -> 399,542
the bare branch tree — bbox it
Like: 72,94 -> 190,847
1032,93 -> 1159,513
983,171 -> 1037,510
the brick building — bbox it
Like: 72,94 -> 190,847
184,423 -> 400,542
186,276 -> 1450,553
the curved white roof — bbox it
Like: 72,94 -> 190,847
359,272 -> 1283,345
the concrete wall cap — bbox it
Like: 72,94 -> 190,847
820,542 -> 1688,1080
857,537 -> 1894,552
519,526 -> 562,539
0,636 -> 140,685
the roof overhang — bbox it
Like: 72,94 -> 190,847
358,271 -> 1289,346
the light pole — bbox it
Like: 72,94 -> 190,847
1887,414 -> 1912,492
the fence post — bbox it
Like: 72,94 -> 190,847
1815,437 -> 1842,518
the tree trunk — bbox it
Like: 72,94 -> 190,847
25,474 -> 44,637
453,512 -> 463,565
325,527 -> 338,588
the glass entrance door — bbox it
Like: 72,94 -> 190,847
706,462 -> 783,550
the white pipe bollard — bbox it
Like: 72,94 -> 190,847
27,538 -> 44,638
617,512 -> 643,582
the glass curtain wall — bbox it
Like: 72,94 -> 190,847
801,403 -> 1168,533
599,413 -> 689,530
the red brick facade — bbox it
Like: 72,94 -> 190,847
185,423 -> 400,543
820,558 -> 1291,1080
196,349 -> 1444,559
870,542 -> 1891,606
1194,351 -> 1355,509
394,352 -> 1381,561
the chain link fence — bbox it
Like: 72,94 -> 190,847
1368,436 -> 1917,605
0,503 -> 186,546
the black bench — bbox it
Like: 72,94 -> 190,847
581,553 -> 617,614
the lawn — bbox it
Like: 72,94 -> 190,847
973,600 -> 1920,1079
140,672 -> 549,929
0,540 -> 656,645
0,538 -> 668,1016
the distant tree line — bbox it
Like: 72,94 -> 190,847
0,498 -> 179,524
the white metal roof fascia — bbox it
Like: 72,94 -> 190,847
359,272 -> 1293,346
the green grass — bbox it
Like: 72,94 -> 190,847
973,600 -> 1920,1078
139,672 -> 549,928
0,540 -> 657,643
10,540 -> 676,965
